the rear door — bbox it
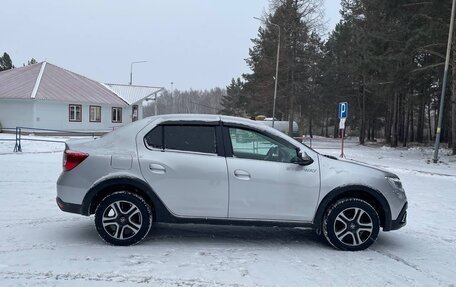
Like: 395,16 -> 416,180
224,125 -> 320,221
137,121 -> 229,218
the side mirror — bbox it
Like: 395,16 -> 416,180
296,148 -> 314,166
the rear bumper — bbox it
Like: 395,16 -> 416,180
56,197 -> 83,215
388,202 -> 407,231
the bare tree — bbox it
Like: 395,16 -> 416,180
143,88 -> 225,117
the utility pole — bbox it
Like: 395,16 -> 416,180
129,61 -> 147,85
433,0 -> 456,163
254,17 -> 281,128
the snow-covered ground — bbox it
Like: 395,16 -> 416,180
0,134 -> 455,286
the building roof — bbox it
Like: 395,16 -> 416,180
104,83 -> 163,105
0,62 -> 128,105
0,63 -> 42,100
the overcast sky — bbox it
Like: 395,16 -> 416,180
2,0 -> 341,91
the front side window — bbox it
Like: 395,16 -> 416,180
112,107 -> 122,123
69,104 -> 82,122
145,125 -> 217,154
229,127 -> 297,163
89,106 -> 101,122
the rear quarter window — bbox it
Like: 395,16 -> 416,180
144,126 -> 163,149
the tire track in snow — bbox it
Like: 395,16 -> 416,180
1,217 -> 84,228
0,151 -> 62,155
371,249 -> 448,286
0,270 -> 257,287
0,245 -> 56,255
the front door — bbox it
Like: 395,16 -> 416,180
225,126 -> 320,221
132,105 -> 138,122
137,123 -> 229,218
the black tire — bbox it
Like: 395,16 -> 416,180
322,198 -> 380,251
94,191 -> 153,246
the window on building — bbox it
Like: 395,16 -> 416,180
112,107 -> 122,123
69,104 -> 82,122
132,105 -> 138,122
89,106 -> 101,122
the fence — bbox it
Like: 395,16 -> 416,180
0,127 -> 102,152
0,127 -> 351,153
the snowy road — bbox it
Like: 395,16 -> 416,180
0,136 -> 455,286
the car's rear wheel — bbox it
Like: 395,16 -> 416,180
94,191 -> 152,246
322,198 -> 379,251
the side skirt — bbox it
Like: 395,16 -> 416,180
155,213 -> 314,228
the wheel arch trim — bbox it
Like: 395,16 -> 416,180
81,176 -> 169,219
313,185 -> 393,231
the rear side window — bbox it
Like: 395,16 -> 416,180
145,125 -> 217,154
165,125 -> 216,154
144,126 -> 163,149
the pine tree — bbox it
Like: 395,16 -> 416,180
28,58 -> 38,65
244,0 -> 323,135
220,78 -> 246,116
0,52 -> 14,71
229,0 -> 455,150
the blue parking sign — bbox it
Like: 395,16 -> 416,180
338,102 -> 348,119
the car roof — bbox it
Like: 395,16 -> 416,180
146,114 -> 296,142
147,113 -> 220,121
145,114 -> 263,127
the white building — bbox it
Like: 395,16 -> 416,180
0,62 -> 162,132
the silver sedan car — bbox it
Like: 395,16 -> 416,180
56,114 -> 407,251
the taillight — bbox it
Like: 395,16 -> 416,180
63,150 -> 89,171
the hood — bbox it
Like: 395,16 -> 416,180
319,154 -> 398,179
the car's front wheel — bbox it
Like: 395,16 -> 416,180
322,198 -> 380,251
94,191 -> 153,246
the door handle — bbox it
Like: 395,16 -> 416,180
149,163 -> 166,174
234,169 -> 250,180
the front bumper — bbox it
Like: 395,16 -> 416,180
389,202 -> 407,231
56,197 -> 83,215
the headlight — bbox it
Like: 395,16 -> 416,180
386,176 -> 404,191
386,176 -> 406,199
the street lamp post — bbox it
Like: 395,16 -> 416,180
254,17 -> 281,128
433,0 -> 456,163
129,61 -> 147,85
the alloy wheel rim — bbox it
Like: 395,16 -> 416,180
102,200 -> 142,240
333,207 -> 373,246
